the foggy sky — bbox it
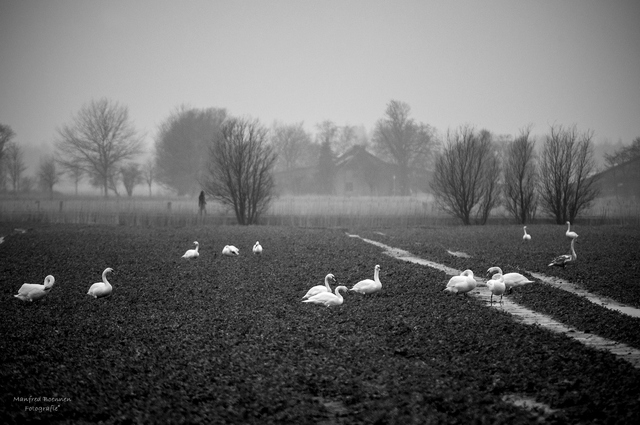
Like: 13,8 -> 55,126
1,0 -> 639,174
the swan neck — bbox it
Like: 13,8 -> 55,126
324,276 -> 332,290
102,270 -> 111,284
570,238 -> 577,258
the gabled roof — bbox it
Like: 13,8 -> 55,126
590,155 -> 640,180
334,145 -> 392,169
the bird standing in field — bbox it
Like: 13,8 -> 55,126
303,285 -> 348,307
253,241 -> 263,255
565,221 -> 579,239
486,273 -> 506,304
302,273 -> 336,300
549,237 -> 577,268
222,245 -> 239,256
182,241 -> 200,259
444,269 -> 476,295
87,268 -> 114,299
14,275 -> 55,302
349,265 -> 382,295
522,226 -> 531,242
486,267 -> 534,293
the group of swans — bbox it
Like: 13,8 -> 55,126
522,222 -> 578,268
182,241 -> 262,259
302,265 -> 382,308
444,266 -> 534,303
14,268 -> 115,302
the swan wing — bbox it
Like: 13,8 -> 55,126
350,279 -> 379,294
303,292 -> 337,305
302,285 -> 329,299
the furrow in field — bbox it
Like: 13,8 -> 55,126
526,271 -> 640,318
346,233 -> 640,369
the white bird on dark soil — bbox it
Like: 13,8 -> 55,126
87,268 -> 114,299
222,245 -> 239,256
522,226 -> 531,242
349,265 -> 382,295
182,241 -> 200,259
302,273 -> 336,300
549,237 -> 577,268
486,273 -> 506,304
444,269 -> 476,295
565,221 -> 579,239
253,241 -> 263,255
303,285 -> 348,307
14,275 -> 55,302
486,267 -> 534,293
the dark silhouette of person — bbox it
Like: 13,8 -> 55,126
198,190 -> 206,216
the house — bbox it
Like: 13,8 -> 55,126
273,145 -> 399,196
591,156 -> 640,199
332,145 -> 397,196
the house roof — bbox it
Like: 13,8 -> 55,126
590,155 -> 640,180
334,145 -> 392,169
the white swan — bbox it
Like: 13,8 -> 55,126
349,265 -> 382,294
182,241 -> 199,259
444,269 -> 476,295
253,241 -> 263,255
486,273 -> 506,304
303,285 -> 348,307
522,226 -> 531,242
486,267 -> 533,292
549,237 -> 577,268
87,268 -> 114,299
302,273 -> 336,299
14,275 -> 55,302
565,221 -> 579,239
222,245 -> 239,256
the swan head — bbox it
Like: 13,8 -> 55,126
461,269 -> 474,277
326,273 -> 336,282
44,275 -> 55,289
104,267 -> 114,275
486,267 -> 501,275
375,265 -> 381,271
194,241 -> 199,246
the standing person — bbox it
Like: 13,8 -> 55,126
198,190 -> 206,216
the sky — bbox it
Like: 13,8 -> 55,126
1,0 -> 639,175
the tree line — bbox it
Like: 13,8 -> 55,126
1,97 -> 638,224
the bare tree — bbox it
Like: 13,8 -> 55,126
120,162 -> 143,197
538,124 -> 601,223
203,117 -> 277,225
142,158 -> 155,196
21,176 -> 35,193
38,155 -> 62,198
155,106 -> 227,195
270,121 -> 311,171
0,123 -> 15,164
56,98 -> 144,197
503,126 -> 539,223
604,136 -> 640,168
430,125 -> 500,225
5,141 -> 27,193
60,159 -> 84,196
373,100 -> 436,195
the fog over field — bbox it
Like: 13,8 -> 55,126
1,0 -> 639,188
